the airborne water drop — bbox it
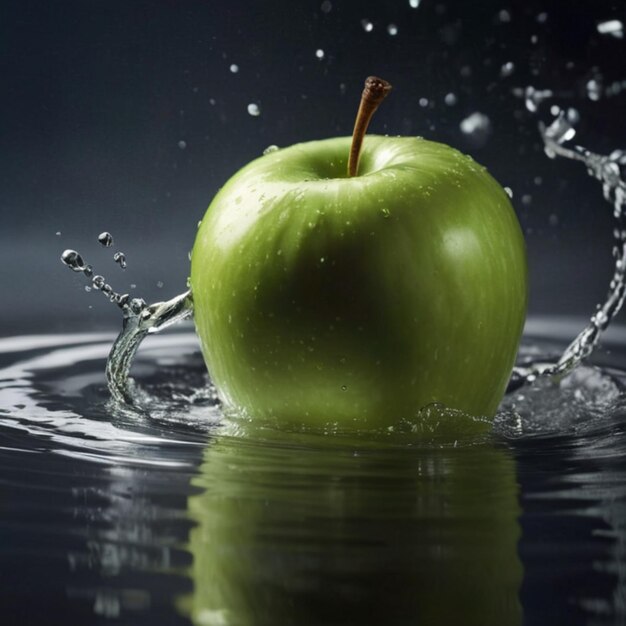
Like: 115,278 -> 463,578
61,249 -> 86,272
98,232 -> 114,247
113,252 -> 127,269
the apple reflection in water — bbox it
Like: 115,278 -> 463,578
179,427 -> 523,626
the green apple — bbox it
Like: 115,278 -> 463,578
179,427 -> 523,625
190,133 -> 527,431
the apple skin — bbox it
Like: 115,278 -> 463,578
190,135 -> 527,431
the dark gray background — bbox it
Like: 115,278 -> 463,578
2,0 -> 625,336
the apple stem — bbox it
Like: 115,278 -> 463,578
348,76 -> 392,177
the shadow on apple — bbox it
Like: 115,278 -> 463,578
179,425 -> 523,626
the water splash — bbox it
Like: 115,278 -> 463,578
60,238 -> 194,405
61,248 -> 132,309
105,290 -> 193,405
509,112 -> 626,391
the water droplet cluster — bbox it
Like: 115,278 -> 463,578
60,232 -> 144,315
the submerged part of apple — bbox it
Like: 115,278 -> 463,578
190,135 -> 527,431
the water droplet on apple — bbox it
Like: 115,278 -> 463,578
381,208 -> 391,218
263,145 -> 279,155
504,187 -> 514,198
361,19 -> 373,32
341,385 -> 347,391
98,232 -> 114,247
460,112 -> 490,135
387,23 -> 398,36
247,103 -> 261,116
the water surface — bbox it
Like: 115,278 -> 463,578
1,319 -> 626,625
